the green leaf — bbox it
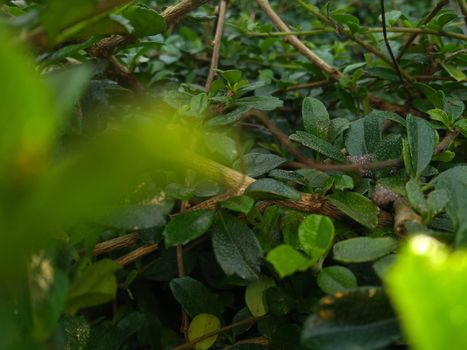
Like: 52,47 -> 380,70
363,114 -> 382,153
327,191 -> 380,229
188,314 -> 221,350
427,108 -> 451,128
266,244 -> 313,278
333,237 -> 398,263
443,97 -> 464,121
235,96 -> 283,111
238,153 -> 287,178
245,178 -> 301,200
221,195 -> 255,214
302,287 -> 400,350
206,106 -> 250,126
441,63 -> 467,82
386,235 -> 467,350
170,277 -> 224,318
406,179 -> 427,214
290,131 -> 348,163
122,4 -> 165,36
302,97 -> 331,140
218,69 -> 243,85
163,209 -> 215,246
406,115 -> 435,178
317,266 -> 358,294
298,214 -> 335,261
373,254 -> 396,280
67,259 -> 120,315
47,64 -> 93,118
245,276 -> 276,317
211,213 -> 263,280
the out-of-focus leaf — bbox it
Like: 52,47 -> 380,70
386,235 -> 467,350
66,259 -> 119,315
122,4 -> 165,36
301,287 -> 400,350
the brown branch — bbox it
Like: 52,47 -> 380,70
205,0 -> 228,91
255,0 -> 342,80
397,0 -> 449,59
114,243 -> 159,266
172,315 -> 266,350
435,129 -> 461,154
181,153 -> 393,227
393,197 -> 423,235
162,0 -> 213,26
106,56 -> 145,94
93,233 -> 139,256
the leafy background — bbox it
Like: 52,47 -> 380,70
0,0 -> 466,349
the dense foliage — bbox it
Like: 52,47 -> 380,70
1,0 -> 466,349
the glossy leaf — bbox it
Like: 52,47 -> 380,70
170,277 -> 224,318
266,244 -> 313,278
333,237 -> 398,263
290,131 -> 348,163
302,96 -> 331,140
245,276 -> 276,317
211,213 -> 263,280
188,314 -> 221,350
406,115 -> 435,178
317,266 -> 358,294
386,235 -> 467,350
163,209 -> 215,246
245,178 -> 301,200
327,191 -> 379,229
298,214 -> 335,261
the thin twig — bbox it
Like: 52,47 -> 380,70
246,27 -> 467,41
458,0 -> 467,29
397,0 -> 449,59
295,0 -> 413,82
114,244 -> 158,266
255,0 -> 342,80
380,0 -> 404,84
172,315 -> 266,350
205,0 -> 228,91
